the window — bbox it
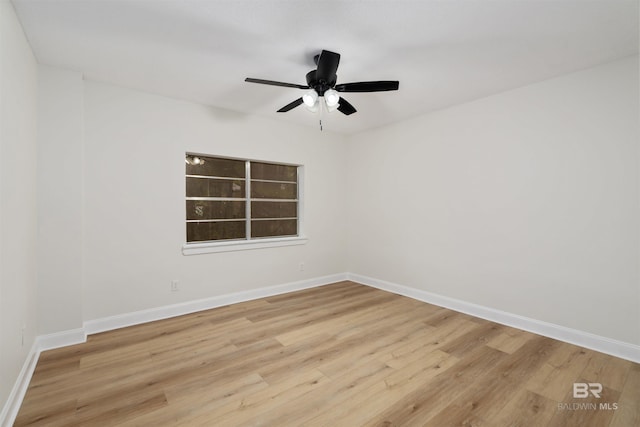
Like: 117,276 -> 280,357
184,154 -> 304,253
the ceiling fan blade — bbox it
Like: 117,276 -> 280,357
277,98 -> 304,113
337,97 -> 357,115
335,81 -> 399,92
315,50 -> 340,85
245,78 -> 309,90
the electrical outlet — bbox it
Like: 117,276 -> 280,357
299,262 -> 305,272
171,280 -> 179,292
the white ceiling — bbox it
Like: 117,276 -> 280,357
12,0 -> 639,135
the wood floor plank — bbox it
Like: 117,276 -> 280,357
522,343 -> 597,401
13,398 -> 78,427
486,328 -> 535,354
546,342 -> 591,368
75,391 -> 169,426
379,317 -> 477,369
315,317 -> 430,378
490,389 -> 557,427
273,294 -> 414,347
491,334 -> 562,387
237,359 -> 395,426
246,284 -> 377,324
437,321 -> 505,358
198,369 -> 330,426
526,362 -> 581,402
422,403 -> 487,427
418,335 -> 559,425
118,373 -> 269,427
230,291 -> 398,348
609,363 -> 640,427
362,344 -> 509,426
14,281 -> 639,426
268,281 -> 373,303
307,351 -> 459,427
580,351 -> 632,392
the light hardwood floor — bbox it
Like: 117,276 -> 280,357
15,281 -> 640,426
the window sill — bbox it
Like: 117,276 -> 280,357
182,236 -> 308,255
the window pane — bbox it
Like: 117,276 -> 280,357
186,200 -> 245,220
185,155 -> 300,244
187,221 -> 246,242
251,219 -> 297,238
251,201 -> 297,219
251,162 -> 297,182
186,177 -> 245,198
186,156 -> 245,178
251,181 -> 297,199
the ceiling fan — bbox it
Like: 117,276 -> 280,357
245,50 -> 399,116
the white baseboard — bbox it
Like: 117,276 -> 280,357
0,341 -> 39,427
84,273 -> 348,335
348,273 -> 640,363
38,328 -> 87,352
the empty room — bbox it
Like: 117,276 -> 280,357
1,0 -> 639,426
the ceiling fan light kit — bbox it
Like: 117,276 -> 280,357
324,89 -> 340,107
305,101 -> 319,113
302,89 -> 318,107
245,50 -> 399,118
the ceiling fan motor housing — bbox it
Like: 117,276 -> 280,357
305,70 -> 335,96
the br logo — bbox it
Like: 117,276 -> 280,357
573,383 -> 602,398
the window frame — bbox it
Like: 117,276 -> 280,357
182,153 -> 307,255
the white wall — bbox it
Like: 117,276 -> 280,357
347,56 -> 640,345
0,0 -> 39,408
82,81 -> 348,320
36,66 -> 84,334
